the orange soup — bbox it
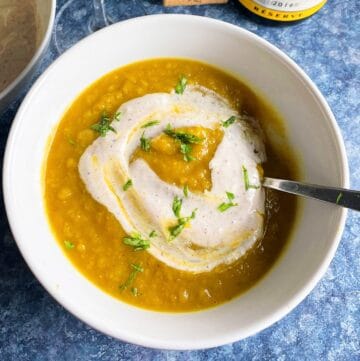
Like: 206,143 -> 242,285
44,59 -> 299,312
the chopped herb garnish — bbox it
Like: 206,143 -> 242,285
66,136 -> 76,146
172,196 -> 183,218
131,287 -> 138,296
123,232 -> 150,251
141,120 -> 160,128
168,222 -> 186,241
149,230 -> 157,238
180,143 -> 196,162
221,116 -> 237,128
164,124 -> 203,144
64,240 -> 75,249
90,112 -> 117,137
123,179 -> 133,191
119,263 -> 144,292
242,165 -> 260,191
168,209 -> 197,241
217,203 -> 234,212
183,184 -> 189,197
140,132 -> 151,152
336,192 -> 343,204
132,263 -> 143,272
217,191 -> 238,212
226,191 -> 235,201
175,75 -> 187,95
163,124 -> 202,162
114,111 -> 122,121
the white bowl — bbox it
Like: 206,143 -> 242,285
3,15 -> 348,350
0,0 -> 56,113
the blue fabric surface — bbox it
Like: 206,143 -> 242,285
0,0 -> 359,359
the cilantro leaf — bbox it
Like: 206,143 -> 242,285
119,263 -> 144,292
164,124 -> 202,162
226,192 -> 235,201
180,143 -> 196,162
221,116 -> 237,128
140,132 -> 151,152
123,179 -> 133,191
242,165 -> 260,191
64,240 -> 75,249
217,203 -> 235,212
141,120 -> 160,128
131,287 -> 138,296
175,75 -> 187,94
66,136 -> 76,146
164,124 -> 203,144
217,191 -> 238,212
168,209 -> 197,241
114,112 -> 122,121
172,196 -> 183,218
123,233 -> 150,251
336,192 -> 343,204
149,230 -> 157,238
90,112 -> 117,137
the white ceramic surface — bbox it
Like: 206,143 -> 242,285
3,15 -> 348,350
0,0 -> 56,113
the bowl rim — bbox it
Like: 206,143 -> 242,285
0,0 -> 57,102
3,14 -> 349,350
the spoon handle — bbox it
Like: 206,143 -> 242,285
263,177 -> 360,211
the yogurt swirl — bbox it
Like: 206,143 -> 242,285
79,86 -> 266,273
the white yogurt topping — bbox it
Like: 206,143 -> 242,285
79,86 -> 266,273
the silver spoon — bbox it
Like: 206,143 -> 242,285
263,177 -> 360,211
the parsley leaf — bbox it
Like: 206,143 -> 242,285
183,184 -> 189,197
242,165 -> 260,191
119,263 -> 144,292
90,112 -> 117,137
168,209 -> 197,241
175,75 -> 187,94
217,191 -> 238,212
221,116 -> 237,128
123,179 -> 133,191
123,233 -> 150,251
172,196 -> 183,218
141,120 -> 160,128
64,240 -> 75,249
140,132 -> 151,152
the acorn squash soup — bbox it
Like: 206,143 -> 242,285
44,58 -> 299,312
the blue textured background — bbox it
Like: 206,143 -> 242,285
0,0 -> 359,359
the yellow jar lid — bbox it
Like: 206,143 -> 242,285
239,0 -> 327,22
